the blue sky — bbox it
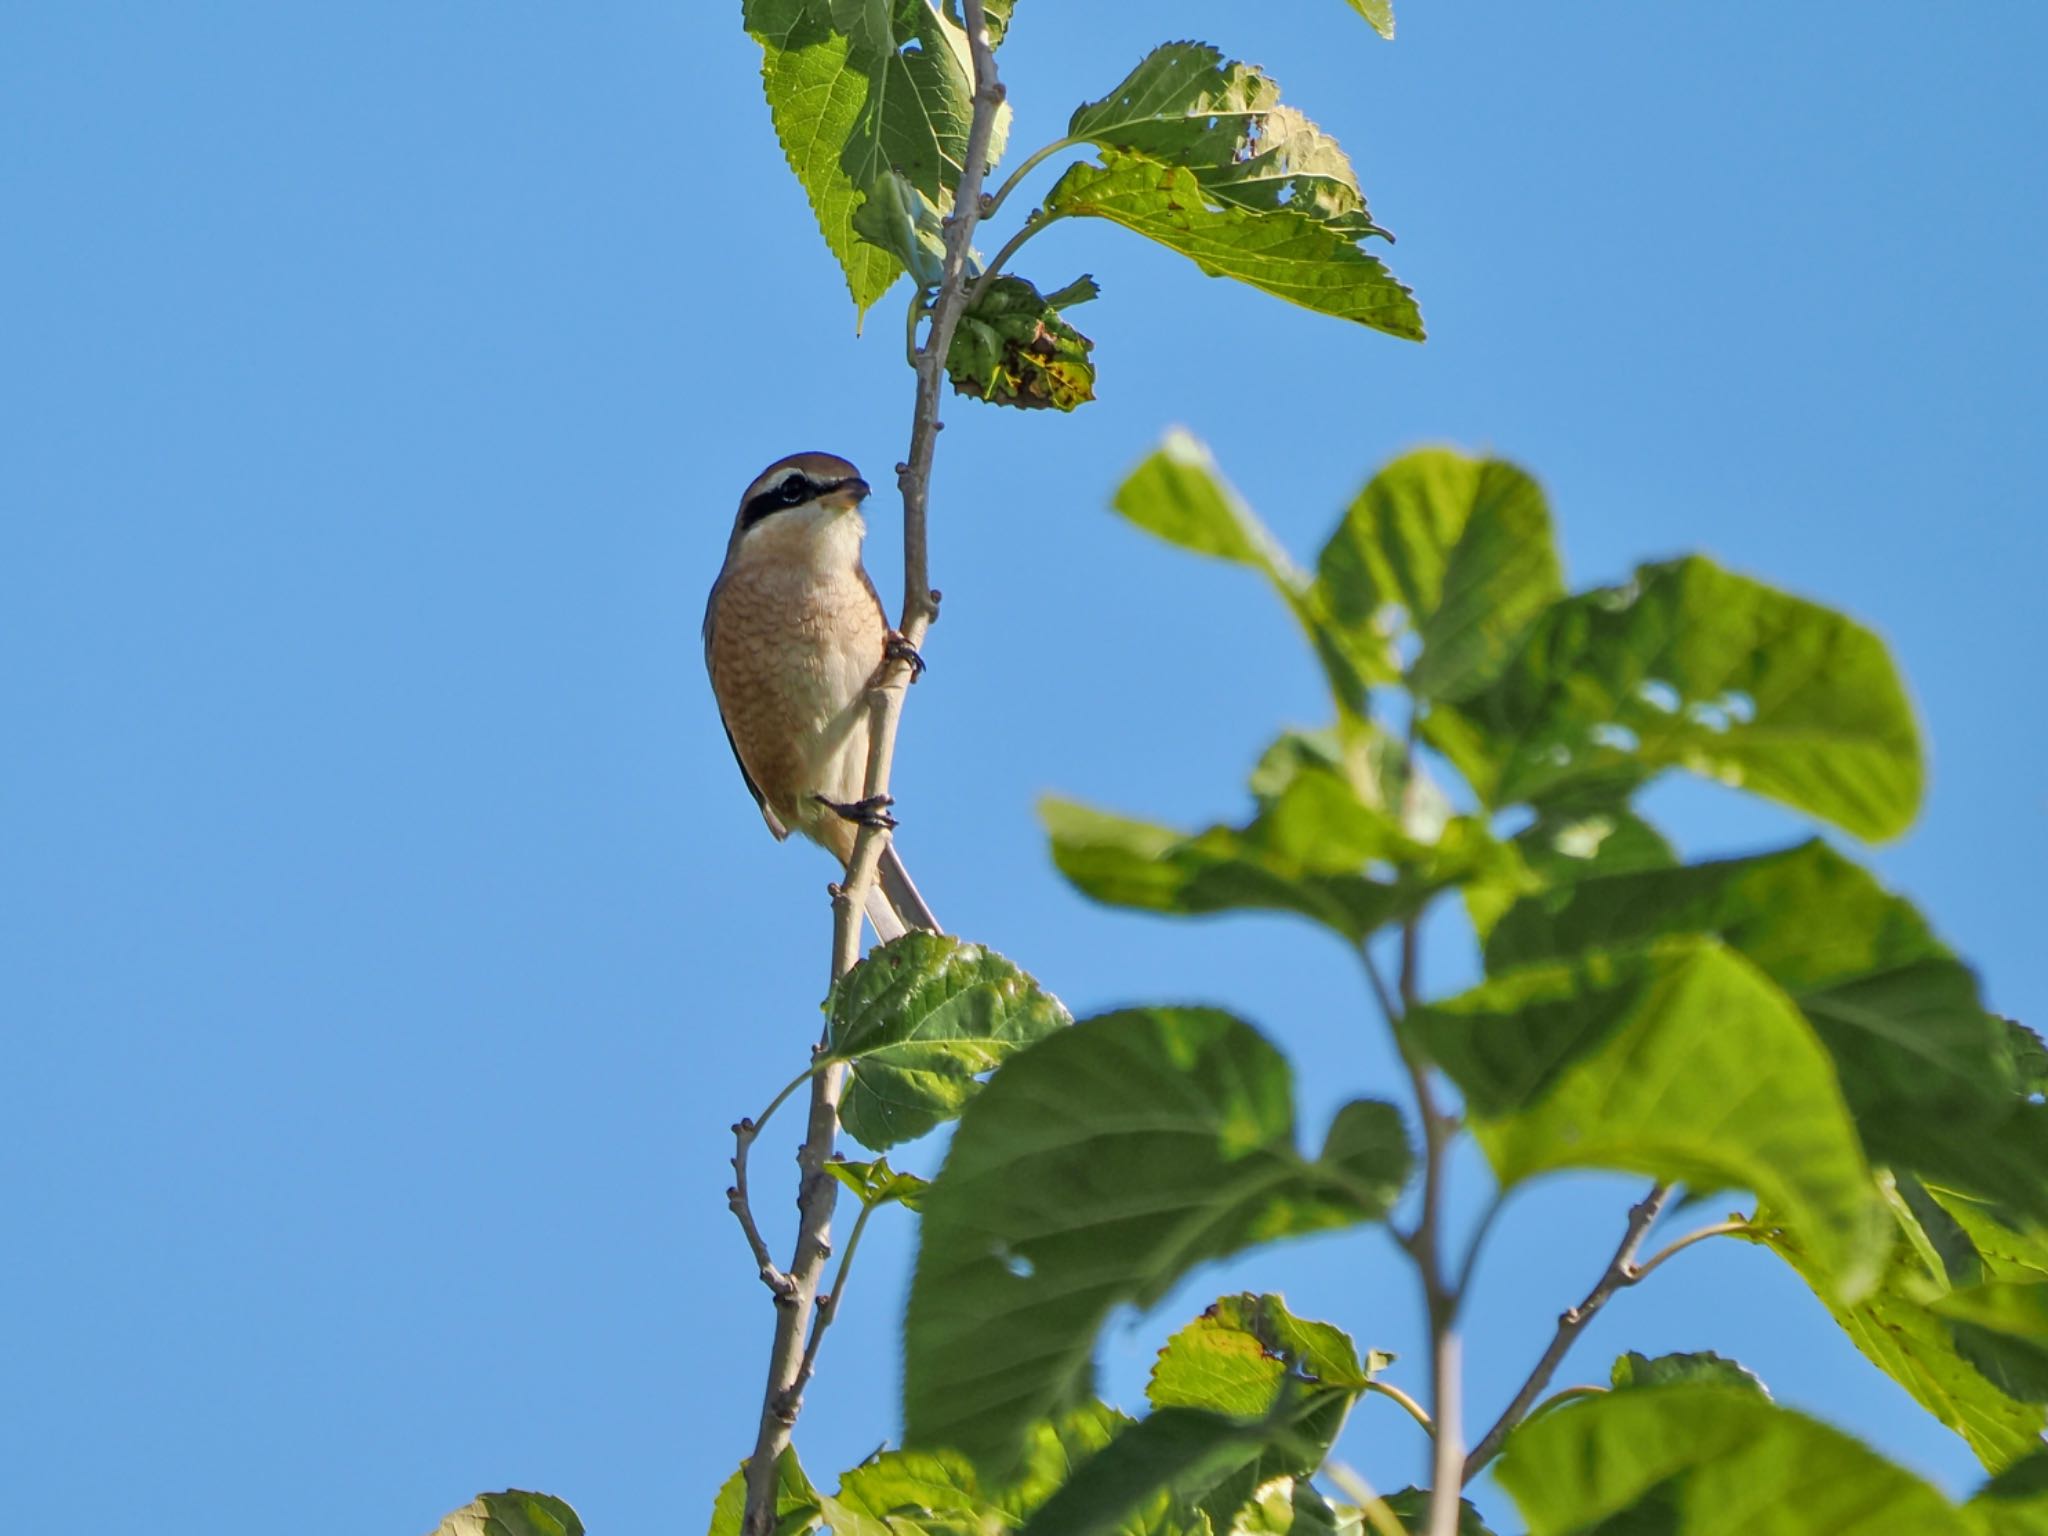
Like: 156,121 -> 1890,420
4,3 -> 2044,1531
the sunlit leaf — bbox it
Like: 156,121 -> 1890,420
1969,1451 -> 2048,1536
904,1009 -> 1410,1476
1017,1408 -> 1291,1536
745,0 -> 1008,316
1068,45 -> 1390,239
432,1492 -> 584,1536
1314,450 -> 1564,702
1496,1385 -> 1974,1535
1046,151 -> 1422,339
1484,842 -> 2047,1224
826,1155 -> 931,1210
1937,1282 -> 2048,1402
819,1449 -> 985,1536
1405,939 -> 1888,1298
1378,1490 -> 1497,1535
1345,0 -> 1395,39
825,932 -> 1071,1151
1426,556 -> 1923,840
707,1449 -> 822,1536
1754,1216 -> 2047,1471
1610,1350 -> 1768,1396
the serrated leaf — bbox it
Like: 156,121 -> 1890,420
1753,1216 -> 2047,1471
1046,151 -> 1422,339
708,1450 -> 822,1536
745,0 -> 1007,316
1404,939 -> 1888,1299
827,1155 -> 931,1210
1345,0 -> 1395,39
820,1448 -> 986,1536
1424,555 -> 1923,840
1313,449 -> 1565,702
1496,1385 -> 1974,1536
824,932 -> 1071,1151
1484,842 -> 2046,1225
904,1009 -> 1410,1477
1068,44 -> 1390,240
1147,1294 -> 1381,1530
1610,1350 -> 1768,1396
431,1492 -> 584,1536
948,273 -> 1097,410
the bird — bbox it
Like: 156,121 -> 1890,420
703,451 -> 941,943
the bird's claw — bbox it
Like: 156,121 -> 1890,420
815,793 -> 898,830
884,631 -> 926,681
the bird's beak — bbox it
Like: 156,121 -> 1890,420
821,476 -> 872,510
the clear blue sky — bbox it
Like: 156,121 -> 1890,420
4,4 -> 2043,1530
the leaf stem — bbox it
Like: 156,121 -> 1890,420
963,208 -> 1069,313
1460,1182 -> 1672,1482
1364,1378 -> 1435,1438
737,5 -> 1006,1532
980,134 -> 1081,223
1629,1217 -> 1751,1282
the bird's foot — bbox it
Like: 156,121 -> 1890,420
884,631 -> 926,681
814,792 -> 897,830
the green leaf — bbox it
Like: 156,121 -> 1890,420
1610,1350 -> 1768,1396
1146,1295 -> 1382,1529
1937,1282 -> 2048,1402
850,167 -> 951,287
1018,1408 -> 1294,1536
1969,1451 -> 2048,1536
825,932 -> 1071,1151
820,1449 -> 987,1536
1378,1490 -> 1497,1535
992,1402 -> 1188,1535
1345,0 -> 1396,38
1234,1479 -> 1369,1535
1313,449 -> 1565,703
1753,1216 -> 2047,1471
948,273 -> 1097,410
827,1155 -> 931,1210
744,0 -> 1007,316
2011,1020 -> 2048,1098
1496,1384 -> 1974,1536
1484,842 -> 2046,1224
904,1009 -> 1410,1477
1425,555 -> 1923,840
1404,939 -> 1888,1298
1045,150 -> 1422,339
1067,45 -> 1391,240
1108,433 -> 1387,712
432,1492 -> 584,1536
708,1451 -> 822,1536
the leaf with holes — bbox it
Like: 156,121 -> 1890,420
1404,938 -> 1888,1298
948,273 -> 1097,410
824,933 -> 1071,1151
1045,151 -> 1422,339
1313,449 -> 1564,703
1423,555 -> 1922,840
904,1009 -> 1410,1477
1068,44 -> 1390,240
1496,1385 -> 1974,1536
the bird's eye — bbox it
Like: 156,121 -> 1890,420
779,475 -> 809,504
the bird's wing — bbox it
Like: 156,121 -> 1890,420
703,574 -> 789,841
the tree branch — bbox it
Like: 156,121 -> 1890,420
1461,1182 -> 1672,1482
737,7 -> 1005,1531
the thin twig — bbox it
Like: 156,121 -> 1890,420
1364,1378 -> 1435,1438
737,7 -> 1005,1531
727,1066 -> 816,1296
1461,1182 -> 1672,1482
779,1198 -> 878,1415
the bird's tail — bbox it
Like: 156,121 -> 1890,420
862,843 -> 941,944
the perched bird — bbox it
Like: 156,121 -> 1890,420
703,451 -> 940,942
